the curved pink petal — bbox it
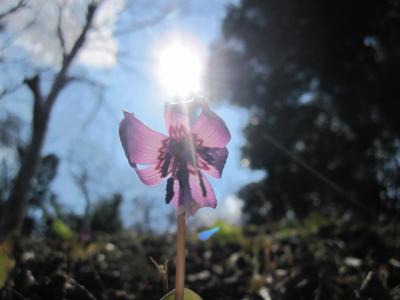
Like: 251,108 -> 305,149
169,177 -> 181,210
135,165 -> 166,186
119,111 -> 168,166
191,171 -> 217,208
169,170 -> 216,215
191,104 -> 231,148
197,147 -> 228,178
164,102 -> 190,139
187,171 -> 217,214
170,176 -> 194,214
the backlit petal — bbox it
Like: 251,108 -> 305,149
170,171 -> 216,215
164,102 -> 190,139
119,111 -> 168,166
170,177 -> 181,210
188,171 -> 217,214
197,147 -> 228,178
135,165 -> 165,186
191,104 -> 231,148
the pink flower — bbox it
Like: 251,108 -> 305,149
119,101 -> 231,215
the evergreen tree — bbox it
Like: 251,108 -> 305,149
209,0 -> 400,223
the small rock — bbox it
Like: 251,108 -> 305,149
344,257 -> 362,268
187,270 -> 211,282
258,287 -> 271,300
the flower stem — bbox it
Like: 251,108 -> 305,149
175,211 -> 186,300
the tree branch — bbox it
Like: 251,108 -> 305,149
65,75 -> 105,89
114,3 -> 175,36
64,75 -> 109,129
0,83 -> 23,100
23,75 -> 43,128
56,3 -> 67,62
44,3 -> 98,115
0,0 -> 26,20
24,75 -> 41,102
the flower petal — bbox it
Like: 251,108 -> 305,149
135,165 -> 165,186
188,171 -> 217,213
191,104 -> 231,148
197,147 -> 228,178
169,176 -> 181,210
169,170 -> 216,215
119,111 -> 168,166
164,102 -> 190,139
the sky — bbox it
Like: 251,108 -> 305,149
0,0 -> 265,230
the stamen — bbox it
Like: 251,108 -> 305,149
197,171 -> 207,197
161,153 -> 172,177
165,177 -> 174,204
176,167 -> 190,206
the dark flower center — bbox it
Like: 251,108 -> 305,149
168,136 -> 195,163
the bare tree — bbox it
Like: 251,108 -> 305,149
0,2 -> 99,241
0,0 -> 180,241
0,0 -> 26,20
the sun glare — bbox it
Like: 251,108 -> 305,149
157,41 -> 204,99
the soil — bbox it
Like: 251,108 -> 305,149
1,220 -> 399,300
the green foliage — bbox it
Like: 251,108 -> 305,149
160,288 -> 202,300
213,220 -> 242,243
195,220 -> 243,244
0,239 -> 15,288
51,218 -> 75,240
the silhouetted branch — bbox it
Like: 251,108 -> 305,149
0,13 -> 39,56
114,3 -> 175,36
56,3 -> 67,61
0,84 -> 23,100
44,3 -> 98,115
0,0 -> 26,20
65,76 -> 105,90
24,75 -> 43,129
24,75 -> 41,104
0,2 -> 99,241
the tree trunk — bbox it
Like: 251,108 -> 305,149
0,3 -> 98,242
0,112 -> 49,241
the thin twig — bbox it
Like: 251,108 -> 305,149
56,2 -> 67,61
150,256 -> 169,294
114,3 -> 175,36
0,0 -> 26,20
0,84 -> 23,100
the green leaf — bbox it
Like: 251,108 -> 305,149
51,218 -> 75,240
0,239 -> 15,288
161,288 -> 203,300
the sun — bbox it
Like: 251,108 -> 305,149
157,40 -> 204,99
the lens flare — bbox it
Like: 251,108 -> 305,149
198,226 -> 220,241
157,41 -> 203,99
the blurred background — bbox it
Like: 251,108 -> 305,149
0,0 -> 265,235
0,0 -> 400,299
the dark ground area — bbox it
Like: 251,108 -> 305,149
1,217 -> 399,300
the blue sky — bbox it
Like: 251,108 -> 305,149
0,0 -> 265,229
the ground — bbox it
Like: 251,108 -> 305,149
0,217 -> 399,300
